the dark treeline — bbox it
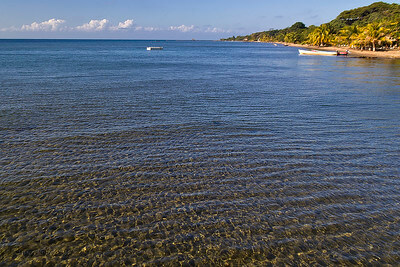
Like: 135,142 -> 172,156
222,2 -> 400,51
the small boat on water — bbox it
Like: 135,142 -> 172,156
298,49 -> 349,56
337,51 -> 349,56
147,47 -> 163,51
299,49 -> 338,56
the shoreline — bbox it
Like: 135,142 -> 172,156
275,42 -> 400,59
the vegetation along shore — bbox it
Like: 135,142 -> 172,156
222,2 -> 400,58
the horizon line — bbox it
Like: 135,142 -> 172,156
0,38 -> 219,41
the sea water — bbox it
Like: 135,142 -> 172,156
0,40 -> 399,265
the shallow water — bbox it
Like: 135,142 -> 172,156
0,40 -> 400,265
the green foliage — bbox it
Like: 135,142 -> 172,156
308,24 -> 335,46
222,22 -> 309,43
289,22 -> 306,31
284,32 -> 299,43
221,2 -> 400,50
333,2 -> 400,27
363,22 -> 389,51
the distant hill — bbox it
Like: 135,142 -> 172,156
330,1 -> 400,29
222,2 -> 400,51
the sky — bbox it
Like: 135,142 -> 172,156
0,0 -> 397,39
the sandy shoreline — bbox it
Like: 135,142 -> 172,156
277,42 -> 400,59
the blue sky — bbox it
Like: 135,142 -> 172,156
0,0 -> 395,39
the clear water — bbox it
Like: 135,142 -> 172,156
0,40 -> 399,265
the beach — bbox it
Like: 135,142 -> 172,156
279,42 -> 400,59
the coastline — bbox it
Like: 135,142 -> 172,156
277,42 -> 400,59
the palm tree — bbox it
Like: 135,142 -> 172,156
308,27 -> 321,46
363,22 -> 388,51
308,24 -> 334,46
385,20 -> 400,48
284,32 -> 299,43
351,30 -> 368,50
338,25 -> 359,46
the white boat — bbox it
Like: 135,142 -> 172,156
298,49 -> 337,56
147,47 -> 163,51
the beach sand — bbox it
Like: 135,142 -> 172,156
279,42 -> 400,59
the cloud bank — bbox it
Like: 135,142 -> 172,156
21,19 -> 66,32
76,19 -> 109,31
1,19 -> 230,35
168,24 -> 230,33
110,19 -> 134,30
169,25 -> 195,32
135,26 -> 158,31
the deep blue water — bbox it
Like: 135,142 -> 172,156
0,40 -> 399,265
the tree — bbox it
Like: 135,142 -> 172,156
308,24 -> 334,46
363,22 -> 388,51
220,2 -> 400,48
289,22 -> 306,31
337,25 -> 360,46
284,32 -> 299,43
386,20 -> 400,48
351,30 -> 368,50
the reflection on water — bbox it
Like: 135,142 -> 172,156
299,57 -> 400,88
0,40 -> 399,265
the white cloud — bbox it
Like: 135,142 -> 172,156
135,26 -> 159,31
168,24 -> 230,34
110,19 -> 134,31
21,19 -> 66,32
1,19 -> 230,36
76,19 -> 109,31
169,25 -> 195,32
0,26 -> 18,32
204,27 -> 231,33
118,19 -> 134,29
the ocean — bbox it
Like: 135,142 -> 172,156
0,40 -> 399,265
